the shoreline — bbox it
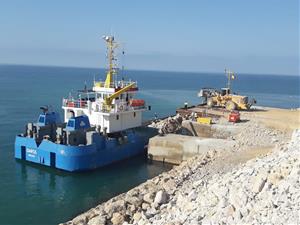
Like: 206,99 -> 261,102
61,106 -> 300,225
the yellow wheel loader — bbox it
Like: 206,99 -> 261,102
198,69 -> 256,111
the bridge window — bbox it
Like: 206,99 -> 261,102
133,112 -> 136,117
116,115 -> 119,120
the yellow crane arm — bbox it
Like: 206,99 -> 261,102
105,82 -> 136,106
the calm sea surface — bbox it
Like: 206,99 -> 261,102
0,65 -> 299,224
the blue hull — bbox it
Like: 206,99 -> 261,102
15,129 -> 152,172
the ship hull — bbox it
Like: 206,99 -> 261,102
15,128 -> 155,172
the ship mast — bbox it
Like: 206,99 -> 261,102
225,68 -> 235,92
103,35 -> 118,88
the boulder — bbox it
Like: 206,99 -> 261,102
163,179 -> 177,195
145,208 -> 158,219
268,172 -> 283,186
142,203 -> 150,211
87,216 -> 106,225
224,204 -> 235,217
252,176 -> 266,193
104,200 -> 126,215
111,212 -> 125,225
132,212 -> 142,222
154,190 -> 169,205
72,214 -> 88,225
193,179 -> 205,188
188,190 -> 197,201
143,192 -> 155,204
125,195 -> 143,208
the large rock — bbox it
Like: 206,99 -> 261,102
126,204 -> 136,217
268,171 -> 283,186
142,202 -> 150,210
163,179 -> 177,195
218,197 -> 227,208
125,195 -> 143,208
224,204 -> 235,217
87,216 -> 106,225
193,179 -> 205,188
104,200 -> 126,215
188,190 -> 197,201
252,176 -> 267,193
72,214 -> 88,225
143,192 -> 155,204
145,208 -> 158,219
132,212 -> 142,222
111,212 -> 125,225
154,190 -> 169,205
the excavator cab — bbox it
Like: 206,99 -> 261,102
221,88 -> 230,96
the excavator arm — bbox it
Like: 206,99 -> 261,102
105,82 -> 136,106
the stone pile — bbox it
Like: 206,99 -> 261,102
62,119 -> 296,225
61,151 -> 216,225
149,115 -> 183,135
233,122 -> 285,149
138,129 -> 300,225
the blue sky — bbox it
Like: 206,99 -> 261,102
0,0 -> 298,75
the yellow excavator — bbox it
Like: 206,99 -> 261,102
198,69 -> 256,111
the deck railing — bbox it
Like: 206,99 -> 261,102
62,99 -> 88,109
63,98 -> 146,112
94,80 -> 138,89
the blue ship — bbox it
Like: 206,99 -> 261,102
15,112 -> 155,171
15,35 -> 155,171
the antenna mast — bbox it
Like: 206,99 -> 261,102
225,68 -> 235,91
103,35 -> 118,88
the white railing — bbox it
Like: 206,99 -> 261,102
94,80 -> 138,89
62,99 -> 88,109
62,98 -> 146,113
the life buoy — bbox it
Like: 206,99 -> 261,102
118,105 -> 124,111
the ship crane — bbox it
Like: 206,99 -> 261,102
104,82 -> 136,107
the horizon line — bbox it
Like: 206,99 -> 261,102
0,62 -> 299,77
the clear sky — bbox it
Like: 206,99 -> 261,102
0,0 -> 299,75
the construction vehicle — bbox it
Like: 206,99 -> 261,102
228,111 -> 240,123
198,69 -> 256,111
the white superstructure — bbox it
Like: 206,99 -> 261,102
62,36 -> 147,133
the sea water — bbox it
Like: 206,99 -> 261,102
0,65 -> 299,225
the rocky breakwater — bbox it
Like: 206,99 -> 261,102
64,129 -> 298,225
60,151 -> 217,225
62,108 -> 298,225
142,129 -> 300,224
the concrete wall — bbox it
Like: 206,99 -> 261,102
148,134 -> 235,164
181,120 -> 239,139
